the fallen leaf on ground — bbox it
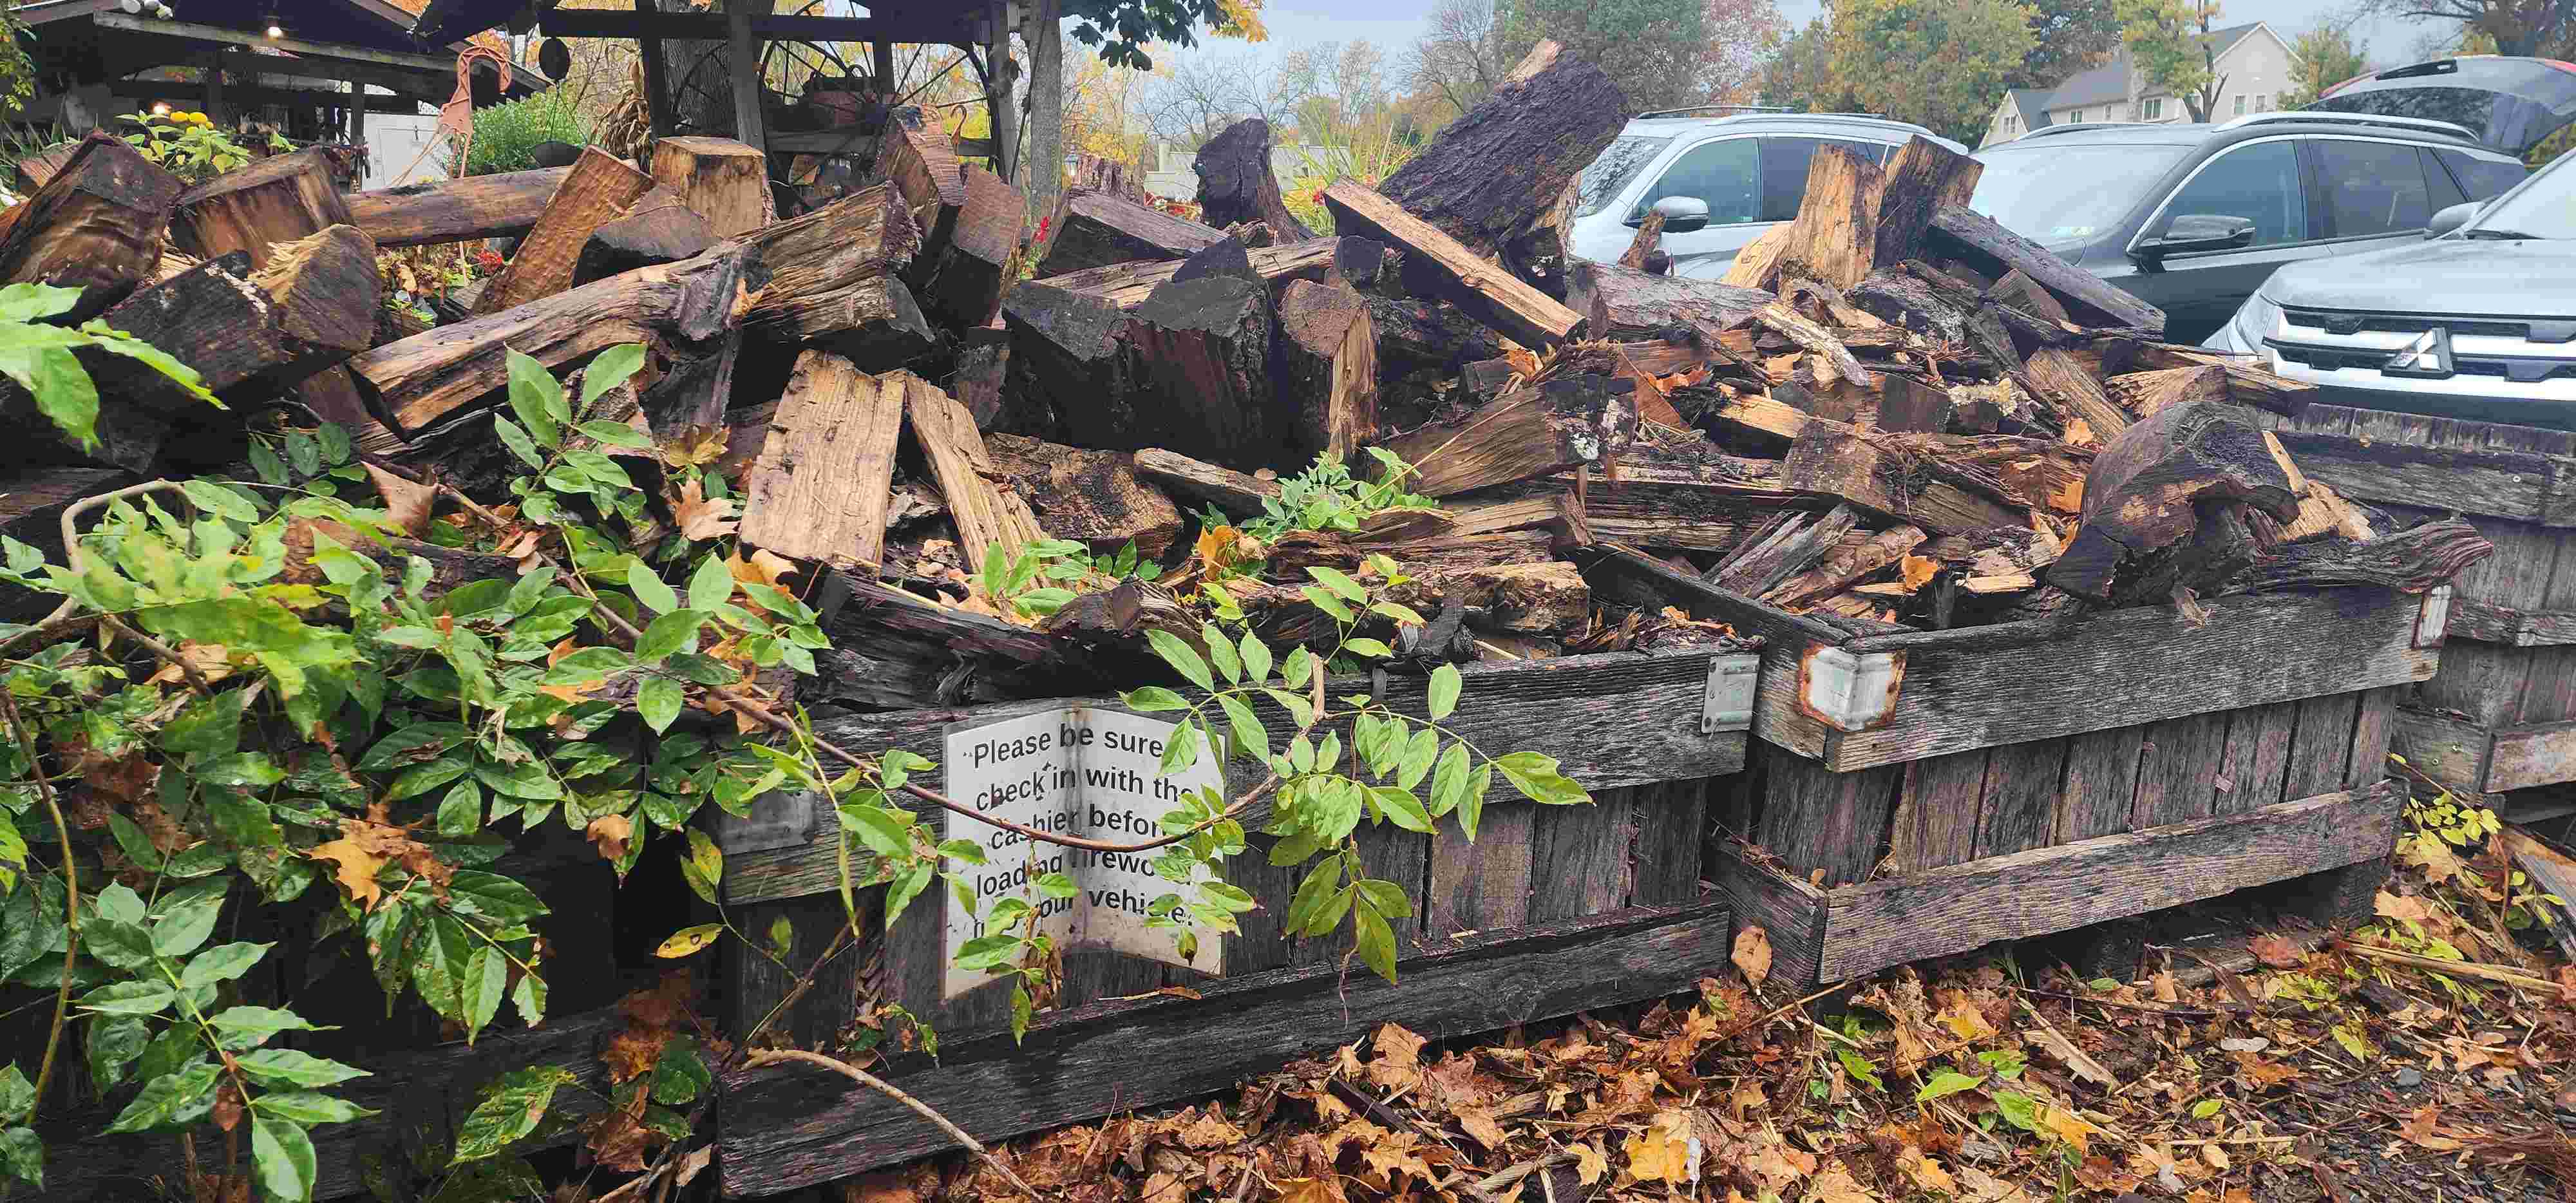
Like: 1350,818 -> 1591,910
1732,925 -> 1772,988
2250,933 -> 2303,968
672,477 -> 740,540
1624,1110 -> 1698,1184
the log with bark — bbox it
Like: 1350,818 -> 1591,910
358,242 -> 763,435
1374,39 -> 1624,291
987,435 -> 1184,560
999,281 -> 1130,439
1366,296 -> 1507,382
1114,275 -> 1281,471
1132,446 -> 1280,515
0,131 -> 184,320
1926,204 -> 2165,334
475,147 -> 658,314
1566,261 -> 1771,343
1274,278 -> 1379,459
167,147 -> 351,270
573,187 -> 718,286
346,165 -> 574,248
2217,516 -> 2491,596
1191,117 -> 1315,242
1036,191 -> 1225,277
1322,182 -> 1584,349
645,135 -> 774,238
2047,399 -> 2304,603
911,164 -> 1024,330
738,182 -> 935,363
1381,373 -> 1638,497
1034,237 -> 1345,309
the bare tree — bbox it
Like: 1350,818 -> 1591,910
2371,0 -> 2564,56
1141,48 -> 1316,147
1405,0 -> 1519,120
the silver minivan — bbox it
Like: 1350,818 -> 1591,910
1566,110 -> 1969,278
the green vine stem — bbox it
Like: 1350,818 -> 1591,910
0,688 -> 77,1111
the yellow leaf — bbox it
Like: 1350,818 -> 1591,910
1900,1148 -> 1956,1192
1809,1162 -> 1880,1202
1732,925 -> 1772,988
1455,1106 -> 1507,1150
1271,1178 -> 1343,1203
307,834 -> 388,910
2038,1104 -> 2101,1156
1570,1142 -> 1607,1186
1624,1110 -> 1697,1184
1935,997 -> 1997,1041
1898,553 -> 1940,590
658,424 -> 730,469
655,923 -> 721,958
672,477 -> 741,542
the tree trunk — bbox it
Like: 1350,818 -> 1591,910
167,147 -> 351,270
1021,0 -> 1066,231
1193,118 -> 1314,242
983,0 -> 1020,185
345,166 -> 574,248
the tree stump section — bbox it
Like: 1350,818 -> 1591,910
0,131 -> 184,320
1192,117 -> 1314,242
573,187 -> 717,287
1035,191 -> 1226,278
645,135 -> 773,238
168,147 -> 352,270
1275,279 -> 1379,459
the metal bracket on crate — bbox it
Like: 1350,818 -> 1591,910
1797,646 -> 1904,732
1700,653 -> 1760,735
2415,585 -> 2453,649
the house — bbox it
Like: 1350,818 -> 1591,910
1141,141 -> 1339,203
1976,22 -> 2294,147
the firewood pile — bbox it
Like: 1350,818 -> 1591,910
0,41 -> 2487,719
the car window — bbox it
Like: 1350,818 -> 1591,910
1633,137 -> 1761,225
2419,146 -> 2467,209
2312,139 -> 2430,236
2436,147 -> 2526,201
1576,135 -> 1674,217
1969,142 -> 2193,248
1757,137 -> 1888,222
2155,139 -> 2308,246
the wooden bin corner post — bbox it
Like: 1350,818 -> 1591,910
1589,545 -> 2430,990
708,646 -> 1757,1195
2267,404 -> 2576,798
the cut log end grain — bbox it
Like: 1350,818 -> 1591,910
0,131 -> 185,321
1275,278 -> 1379,459
987,435 -> 1184,560
645,135 -> 774,239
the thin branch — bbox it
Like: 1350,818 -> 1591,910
744,1049 -> 1043,1197
2,689 -> 79,1110
100,614 -> 214,696
0,480 -> 195,657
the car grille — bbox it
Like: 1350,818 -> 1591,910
2260,306 -> 2576,399
2279,307 -> 2576,344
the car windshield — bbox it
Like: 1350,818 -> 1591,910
1577,135 -> 1673,216
1967,143 -> 2193,246
2465,150 -> 2576,238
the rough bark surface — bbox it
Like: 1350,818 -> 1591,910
1192,117 -> 1315,242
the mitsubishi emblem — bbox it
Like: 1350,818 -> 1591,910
2384,327 -> 2455,379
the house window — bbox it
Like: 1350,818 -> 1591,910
2256,93 -> 2269,111
2233,94 -> 2246,115
2143,97 -> 2163,120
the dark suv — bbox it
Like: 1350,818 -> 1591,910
1970,108 -> 2529,342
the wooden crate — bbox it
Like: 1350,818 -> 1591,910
1590,545 -> 2425,987
2267,404 -> 2576,795
710,645 -> 1756,1195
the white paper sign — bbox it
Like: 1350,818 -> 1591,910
942,705 -> 1226,998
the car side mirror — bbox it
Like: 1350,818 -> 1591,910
2428,200 -> 2483,237
1636,195 -> 1709,233
2138,213 -> 2257,260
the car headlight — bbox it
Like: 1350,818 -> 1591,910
2226,291 -> 2284,361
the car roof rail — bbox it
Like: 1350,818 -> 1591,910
2012,120 -> 2162,140
1634,104 -> 1789,118
2215,109 -> 2479,140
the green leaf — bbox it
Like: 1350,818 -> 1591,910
687,554 -> 734,612
838,802 -> 914,858
2190,1098 -> 2224,1120
649,1040 -> 712,1106
78,980 -> 176,1016
1354,904 -> 1397,983
1917,1069 -> 1985,1102
471,759 -> 562,801
1215,694 -> 1267,760
104,1063 -> 222,1133
1145,629 -> 1213,692
578,343 -> 649,410
1287,858 -> 1345,936
88,1015 -> 151,1093
254,1092 -> 377,1126
446,871 -> 548,925
181,478 -> 260,523
576,419 -> 655,449
1427,743 -> 1470,819
1300,585 -> 1356,623
504,348 -> 564,448
1354,878 -> 1413,919
251,1115 -> 319,1202
181,941 -> 272,990
234,1048 -> 369,1088
682,829 -> 724,905
0,1125 -> 38,1189
210,1005 -> 321,1049
493,416 -> 544,469
0,318 -> 103,450
1459,760 -> 1493,841
1239,632 -> 1273,684
1838,1047 -> 1882,1090
1368,786 -> 1433,833
1307,565 -> 1367,602
1344,637 -> 1393,658
1122,686 -> 1188,712
1202,623 -> 1242,683
160,690 -> 243,757
1427,663 -> 1461,722
1493,750 -> 1588,806
1396,728 -> 1439,790
634,609 -> 703,661
150,886 -> 224,957
637,676 -> 683,734
460,944 -> 507,1038
626,560 -> 679,616
1282,646 -> 1314,688
1036,871 -> 1078,900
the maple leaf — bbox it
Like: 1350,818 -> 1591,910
1271,1178 -> 1344,1203
308,814 -> 438,909
1365,1024 -> 1426,1093
1569,1141 -> 1607,1185
587,813 -> 634,861
2249,933 -> 2303,969
1731,925 -> 1772,988
659,424 -> 729,469
1177,1110 -> 1242,1150
1898,553 -> 1940,591
1624,1110 -> 1698,1184
1454,1106 -> 1507,1150
1809,1162 -> 1882,1202
672,477 -> 740,541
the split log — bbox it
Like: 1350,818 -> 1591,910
645,136 -> 773,238
1756,303 -> 1876,388
1366,296 -> 1506,380
1375,39 -> 1624,290
2219,517 -> 2490,596
808,570 -> 1075,712
358,243 -> 761,434
1171,238 -> 1263,289
1849,260 -> 2022,370
1617,210 -> 1665,271
1274,279 -> 1378,459
1385,562 -> 1590,635
999,281 -> 1130,439
1036,237 -> 1343,309
1723,223 -> 1794,290
739,182 -> 934,363
1990,267 -> 2069,325
1767,524 -> 1927,609
10,141 -> 77,193
476,148 -> 656,314
1193,117 -> 1315,242
2248,480 -> 2376,548
1781,425 -> 2023,534
951,327 -> 1010,429
1381,374 -> 1637,497
912,164 -> 1023,330
2018,346 -> 2129,443
1876,374 -> 1955,433
1115,276 -> 1280,471
1036,191 -> 1225,277
1868,137 -> 1983,270
1710,505 -> 1859,597
1321,182 -> 1583,348
0,131 -> 183,320
2047,399 -> 2304,603
987,435 -> 1184,560
1565,261 -> 1770,343
167,147 -> 350,270
1132,447 -> 1279,515
346,165 -> 574,247
1265,528 -> 1555,577
2103,363 -> 2316,420
737,352 -> 903,572
1774,146 -> 1883,290
573,187 -> 717,286
1927,204 -> 2165,334
900,372 -> 1045,570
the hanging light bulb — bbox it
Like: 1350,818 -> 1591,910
264,14 -> 285,39
149,100 -> 171,116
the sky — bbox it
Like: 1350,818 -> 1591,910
1173,0 -> 2456,85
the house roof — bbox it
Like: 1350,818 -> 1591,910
2041,23 -> 2265,110
2005,87 -> 2053,128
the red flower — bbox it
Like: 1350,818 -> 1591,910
1036,215 -> 1051,240
1311,189 -> 1326,205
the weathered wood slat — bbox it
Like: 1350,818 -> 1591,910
2271,428 -> 2576,526
1709,842 -> 1828,989
729,647 -> 1750,903
715,900 -> 1735,1197
2447,600 -> 2576,646
2392,706 -> 2501,795
1712,781 -> 2403,987
2479,717 -> 2576,793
